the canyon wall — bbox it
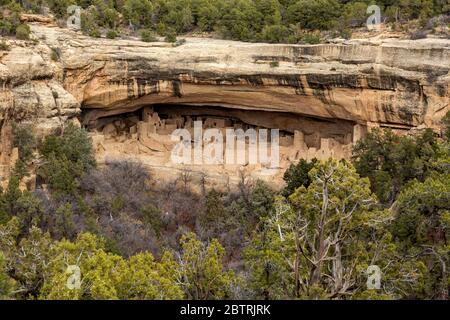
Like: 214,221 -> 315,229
28,24 -> 449,131
1,22 -> 449,186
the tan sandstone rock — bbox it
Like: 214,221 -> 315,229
0,21 -> 449,187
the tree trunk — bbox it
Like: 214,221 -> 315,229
332,243 -> 343,296
310,179 -> 329,287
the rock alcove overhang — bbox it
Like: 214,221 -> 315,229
77,69 -> 419,146
77,72 -> 336,123
73,64 -> 435,135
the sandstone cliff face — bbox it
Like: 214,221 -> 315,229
1,24 -> 448,131
26,24 -> 450,131
0,42 -> 79,134
0,23 -> 449,187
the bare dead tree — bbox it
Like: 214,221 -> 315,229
179,167 -> 192,193
199,171 -> 207,196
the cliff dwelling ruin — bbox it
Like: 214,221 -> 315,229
82,104 -> 366,187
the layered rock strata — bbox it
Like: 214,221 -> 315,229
1,22 -> 449,186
